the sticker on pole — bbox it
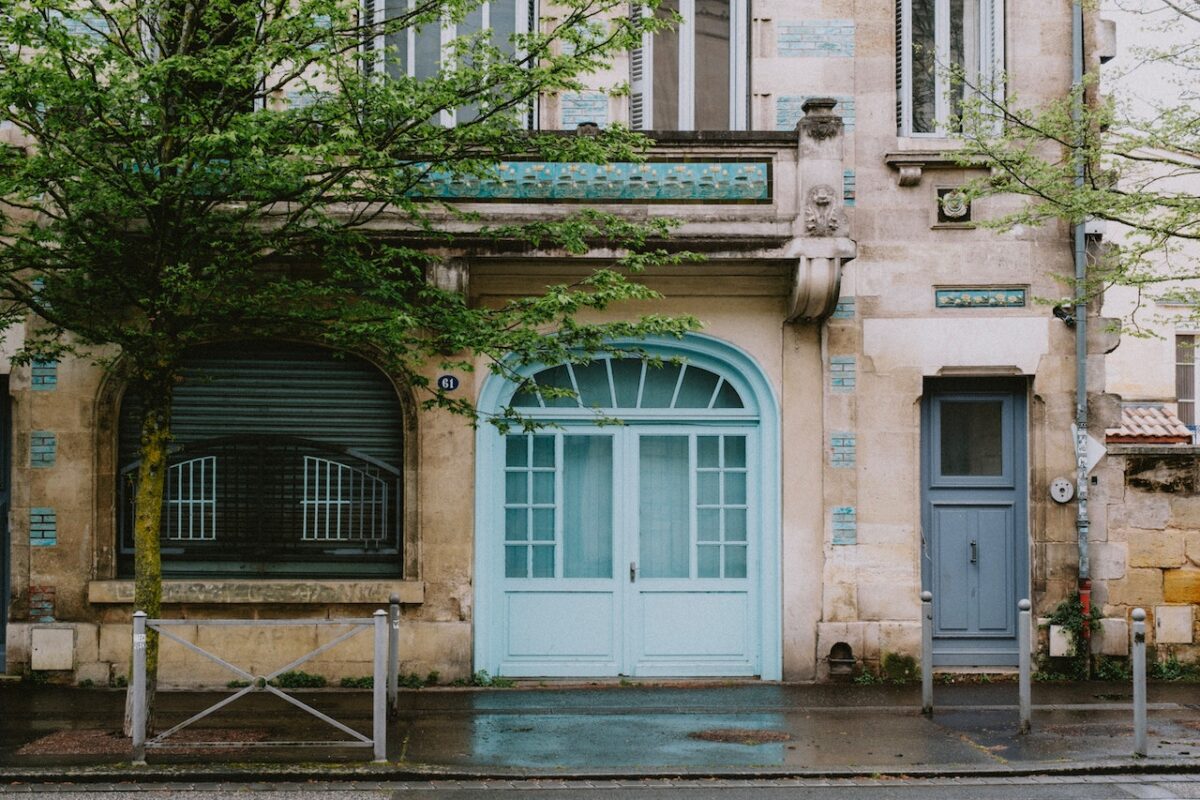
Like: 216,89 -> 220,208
133,633 -> 147,649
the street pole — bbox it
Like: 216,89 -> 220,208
921,591 -> 933,715
1132,608 -> 1147,757
1018,599 -> 1032,734
131,610 -> 147,765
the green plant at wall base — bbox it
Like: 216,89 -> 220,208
1045,594 -> 1102,680
272,671 -> 327,689
339,676 -> 373,689
880,652 -> 919,685
1094,656 -> 1132,682
851,668 -> 883,686
1148,650 -> 1200,682
450,670 -> 515,688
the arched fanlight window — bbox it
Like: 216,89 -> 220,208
509,358 -> 745,411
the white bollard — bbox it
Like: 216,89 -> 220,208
1132,608 -> 1147,757
921,591 -> 933,715
1018,599 -> 1032,734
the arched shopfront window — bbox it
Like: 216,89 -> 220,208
474,337 -> 781,680
117,342 -> 405,577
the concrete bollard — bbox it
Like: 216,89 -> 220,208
373,609 -> 388,763
921,591 -> 933,716
1132,608 -> 1147,757
1018,599 -> 1032,734
131,610 -> 147,765
387,594 -> 400,718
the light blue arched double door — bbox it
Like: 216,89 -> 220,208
474,336 -> 781,679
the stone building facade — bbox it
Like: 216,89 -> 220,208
2,0 -> 1116,684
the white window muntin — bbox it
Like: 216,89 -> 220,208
899,0 -> 1004,137
634,0 -> 748,131
376,0 -> 533,127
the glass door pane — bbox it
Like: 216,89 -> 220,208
639,435 -> 690,578
563,436 -> 614,578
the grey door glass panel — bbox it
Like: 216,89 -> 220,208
639,435 -> 690,578
940,400 -> 1003,476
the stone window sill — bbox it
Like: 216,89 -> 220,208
87,579 -> 424,605
884,151 -> 984,187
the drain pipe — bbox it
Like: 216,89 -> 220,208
1071,0 -> 1091,635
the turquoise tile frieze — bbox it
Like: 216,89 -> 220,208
411,161 -> 772,203
935,288 -> 1027,308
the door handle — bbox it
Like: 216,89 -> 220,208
630,561 -> 637,583
969,540 -> 978,564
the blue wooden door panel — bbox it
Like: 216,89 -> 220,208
977,507 -> 1015,634
933,507 -> 971,633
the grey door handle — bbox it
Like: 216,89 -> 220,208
630,561 -> 637,583
970,540 -> 978,564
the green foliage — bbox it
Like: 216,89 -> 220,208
1094,656 -> 1132,682
953,0 -> 1200,330
1148,649 -> 1200,681
0,0 -> 694,706
1044,593 -> 1102,680
272,670 -> 327,689
339,675 -> 373,689
112,674 -> 128,689
451,669 -> 515,687
880,652 -> 919,685
77,678 -> 95,688
227,679 -> 251,689
851,668 -> 883,686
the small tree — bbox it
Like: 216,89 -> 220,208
953,0 -> 1200,328
0,0 -> 694,726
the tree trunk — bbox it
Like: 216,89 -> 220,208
122,386 -> 173,737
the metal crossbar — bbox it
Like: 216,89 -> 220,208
131,612 -> 390,764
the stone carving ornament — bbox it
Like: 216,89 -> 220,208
804,184 -> 848,237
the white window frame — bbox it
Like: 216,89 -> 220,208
898,0 -> 1004,137
374,0 -> 534,127
1177,332 -> 1197,428
632,0 -> 749,131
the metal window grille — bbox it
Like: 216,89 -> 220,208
165,456 -> 218,540
302,456 -> 389,541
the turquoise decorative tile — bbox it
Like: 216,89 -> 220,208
830,356 -> 856,392
832,506 -> 857,545
31,507 -> 57,547
832,296 -> 855,319
31,360 -> 58,391
411,161 -> 772,203
831,433 -> 855,468
935,288 -> 1027,308
778,20 -> 855,58
31,431 -> 56,468
843,169 -> 856,206
561,92 -> 608,129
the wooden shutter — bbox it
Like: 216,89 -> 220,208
1178,335 -> 1195,426
629,2 -> 647,129
362,0 -> 376,74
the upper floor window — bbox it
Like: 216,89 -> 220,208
631,0 -> 748,131
897,0 -> 1004,136
371,0 -> 532,126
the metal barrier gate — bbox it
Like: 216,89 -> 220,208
130,610 -> 388,764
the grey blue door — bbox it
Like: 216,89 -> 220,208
475,341 -> 782,679
921,378 -> 1028,666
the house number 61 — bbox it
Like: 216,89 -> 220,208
437,375 -> 460,391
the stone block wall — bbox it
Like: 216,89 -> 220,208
1093,446 -> 1200,660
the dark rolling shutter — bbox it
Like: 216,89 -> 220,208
119,341 -> 403,469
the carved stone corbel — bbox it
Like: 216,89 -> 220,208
783,237 -> 857,322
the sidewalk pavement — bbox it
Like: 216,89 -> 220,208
0,681 -> 1198,782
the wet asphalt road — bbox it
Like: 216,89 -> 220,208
3,776 -> 1200,799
